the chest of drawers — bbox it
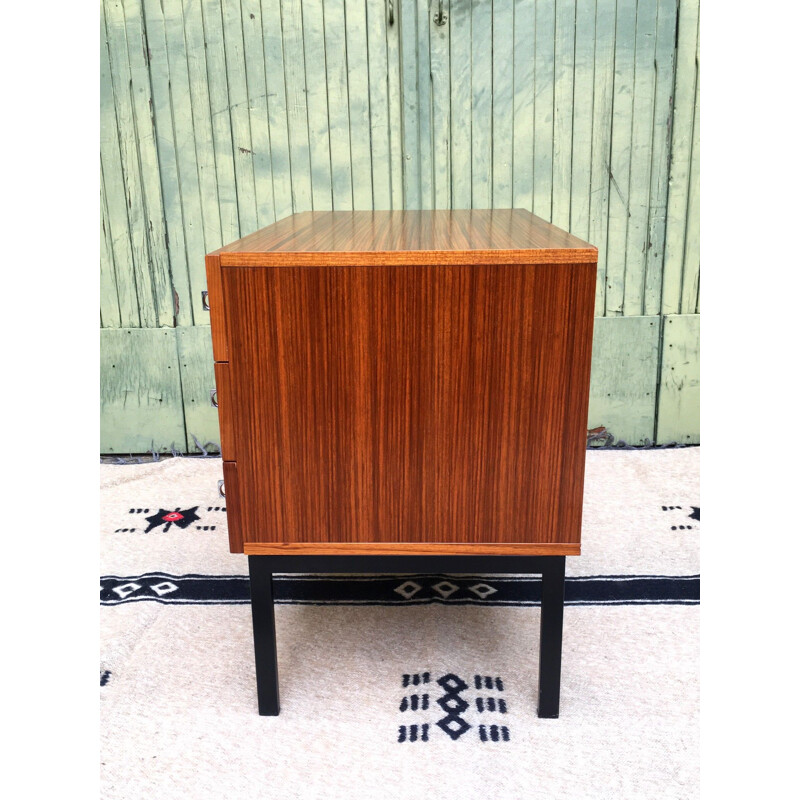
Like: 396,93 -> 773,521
206,210 -> 597,717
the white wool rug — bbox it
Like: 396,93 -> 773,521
100,448 -> 699,799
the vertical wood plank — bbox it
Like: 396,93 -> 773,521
533,0 -> 555,220
241,0 -> 278,228
511,0 -> 535,212
655,314 -> 699,444
569,0 -> 595,240
681,64 -> 700,314
322,0 -> 353,210
123,0 -> 175,327
400,0 -> 421,208
104,0 -> 160,327
100,168 -> 122,329
552,0 -> 576,230
366,0 -> 392,209
281,0 -> 313,212
221,0 -> 259,234
302,0 -> 334,211
345,0 -> 374,208
181,0 -> 224,251
604,0 -> 636,316
492,0 -> 513,209
204,0 -> 241,242
470,0 -> 492,208
385,0 -> 404,208
622,0 -> 659,316
430,0 -> 451,209
449,0 -> 472,208
662,0 -> 699,315
643,0 -> 678,315
141,0 -> 193,327
100,3 -> 140,328
260,0 -> 295,220
588,0 -> 616,315
162,0 -> 213,321
415,0 -> 433,208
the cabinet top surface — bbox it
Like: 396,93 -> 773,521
210,210 -> 596,261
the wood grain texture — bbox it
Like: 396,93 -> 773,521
214,212 -> 596,554
212,209 -> 597,263
244,542 -> 581,556
205,254 -> 228,362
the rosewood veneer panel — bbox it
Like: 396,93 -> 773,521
221,261 -> 595,552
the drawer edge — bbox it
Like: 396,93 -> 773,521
222,461 -> 243,553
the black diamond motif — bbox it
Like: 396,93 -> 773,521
437,673 -> 468,693
436,715 -> 471,740
437,694 -> 469,714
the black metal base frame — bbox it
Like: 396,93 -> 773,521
248,554 -> 566,719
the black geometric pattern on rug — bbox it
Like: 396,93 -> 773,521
478,724 -> 510,742
100,670 -> 111,687
142,507 -> 201,533
435,673 -> 471,740
120,506 -> 224,534
100,573 -> 701,606
662,505 -> 700,530
398,672 -> 509,743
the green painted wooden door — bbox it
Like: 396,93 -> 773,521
100,0 -> 699,453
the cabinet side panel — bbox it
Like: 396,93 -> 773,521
222,264 -> 594,546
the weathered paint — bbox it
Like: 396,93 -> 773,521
589,0 -> 617,317
511,0 -> 535,212
430,0 -> 451,209
569,0 -> 596,240
470,0 -> 492,209
533,0 -> 555,221
663,0 -> 700,315
643,0 -> 679,316
551,0 -> 576,231
588,316 -> 662,446
176,326 -> 221,454
100,0 -> 701,450
303,0 -> 334,211
656,314 -> 700,444
100,328 -> 186,453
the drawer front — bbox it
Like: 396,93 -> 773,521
222,461 -> 243,553
214,362 -> 236,461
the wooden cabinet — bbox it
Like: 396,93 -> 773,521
206,210 -> 597,558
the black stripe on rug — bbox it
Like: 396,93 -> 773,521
100,573 -> 699,606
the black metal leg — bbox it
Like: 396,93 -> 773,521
538,556 -> 566,718
248,556 -> 280,716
